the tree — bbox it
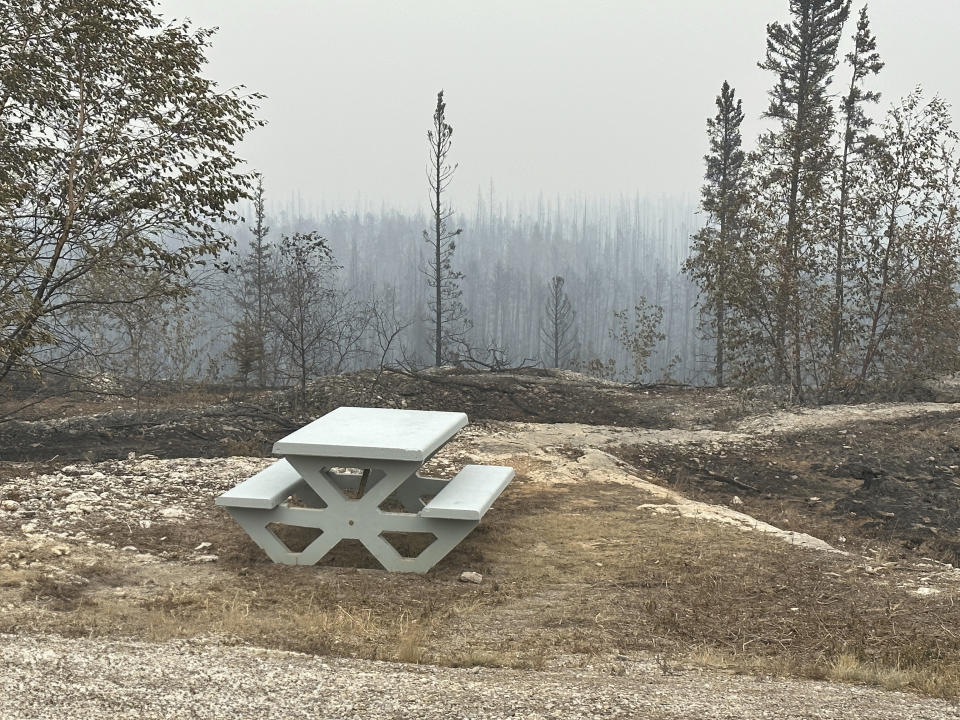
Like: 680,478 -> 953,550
68,267 -> 202,411
851,92 -> 960,393
758,0 -> 851,394
0,0 -> 261,386
611,299 -> 666,383
270,232 -> 338,405
423,90 -> 469,366
228,174 -> 272,387
831,4 -> 883,378
540,276 -> 577,368
684,81 -> 748,386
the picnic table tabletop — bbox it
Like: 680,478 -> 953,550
271,406 -> 468,461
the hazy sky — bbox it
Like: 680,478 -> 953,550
158,1 -> 960,213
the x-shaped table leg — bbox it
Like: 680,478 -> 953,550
228,456 -> 474,572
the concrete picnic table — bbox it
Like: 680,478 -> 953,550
216,407 -> 514,573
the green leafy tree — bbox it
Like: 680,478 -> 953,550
851,92 -> 960,393
611,299 -> 666,383
758,0 -> 851,394
684,81 -> 748,386
0,0 -> 261,385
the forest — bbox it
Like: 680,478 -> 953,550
1,0 -> 958,408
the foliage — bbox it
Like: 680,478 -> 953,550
757,0 -> 851,395
684,81 -> 748,386
611,299 -> 666,382
0,0 -> 261,385
830,5 -> 883,380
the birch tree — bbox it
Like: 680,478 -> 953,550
0,0 -> 261,386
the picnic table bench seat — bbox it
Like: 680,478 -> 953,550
215,459 -> 303,510
420,465 -> 514,520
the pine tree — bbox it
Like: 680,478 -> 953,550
831,4 -> 882,378
684,81 -> 748,387
758,0 -> 851,395
424,90 -> 469,366
229,174 -> 272,387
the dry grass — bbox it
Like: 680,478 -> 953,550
3,465 -> 959,698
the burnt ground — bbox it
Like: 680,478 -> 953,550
614,410 -> 960,566
0,368 -> 759,462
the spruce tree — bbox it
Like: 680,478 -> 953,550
831,4 -> 882,374
684,81 -> 748,386
423,90 -> 468,366
758,0 -> 851,395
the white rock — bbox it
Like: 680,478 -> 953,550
121,546 -> 138,552
1,499 -> 21,512
138,519 -> 152,529
160,507 -> 186,519
914,587 -> 941,597
64,491 -> 100,504
459,571 -> 483,584
730,495 -> 743,506
195,554 -> 219,563
194,542 -> 212,551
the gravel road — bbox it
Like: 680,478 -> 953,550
2,634 -> 958,720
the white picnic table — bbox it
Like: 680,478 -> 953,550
216,407 -> 513,573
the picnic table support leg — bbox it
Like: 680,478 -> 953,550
361,516 -> 478,574
227,457 -> 487,573
225,506 -> 339,565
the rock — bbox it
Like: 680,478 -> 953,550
51,545 -> 70,556
195,554 -> 218,563
121,546 -> 138,552
1,499 -> 21,512
730,495 -> 743,506
160,507 -> 186,519
64,491 -> 100,504
194,542 -> 212,551
459,571 -> 483,584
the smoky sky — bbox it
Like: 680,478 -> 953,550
158,0 -> 960,213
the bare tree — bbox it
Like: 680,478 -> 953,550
540,276 -> 577,368
423,90 -> 469,366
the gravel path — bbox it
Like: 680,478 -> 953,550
2,634 -> 958,720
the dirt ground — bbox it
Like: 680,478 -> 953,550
2,369 -> 960,705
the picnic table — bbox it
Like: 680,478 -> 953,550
215,407 -> 514,573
